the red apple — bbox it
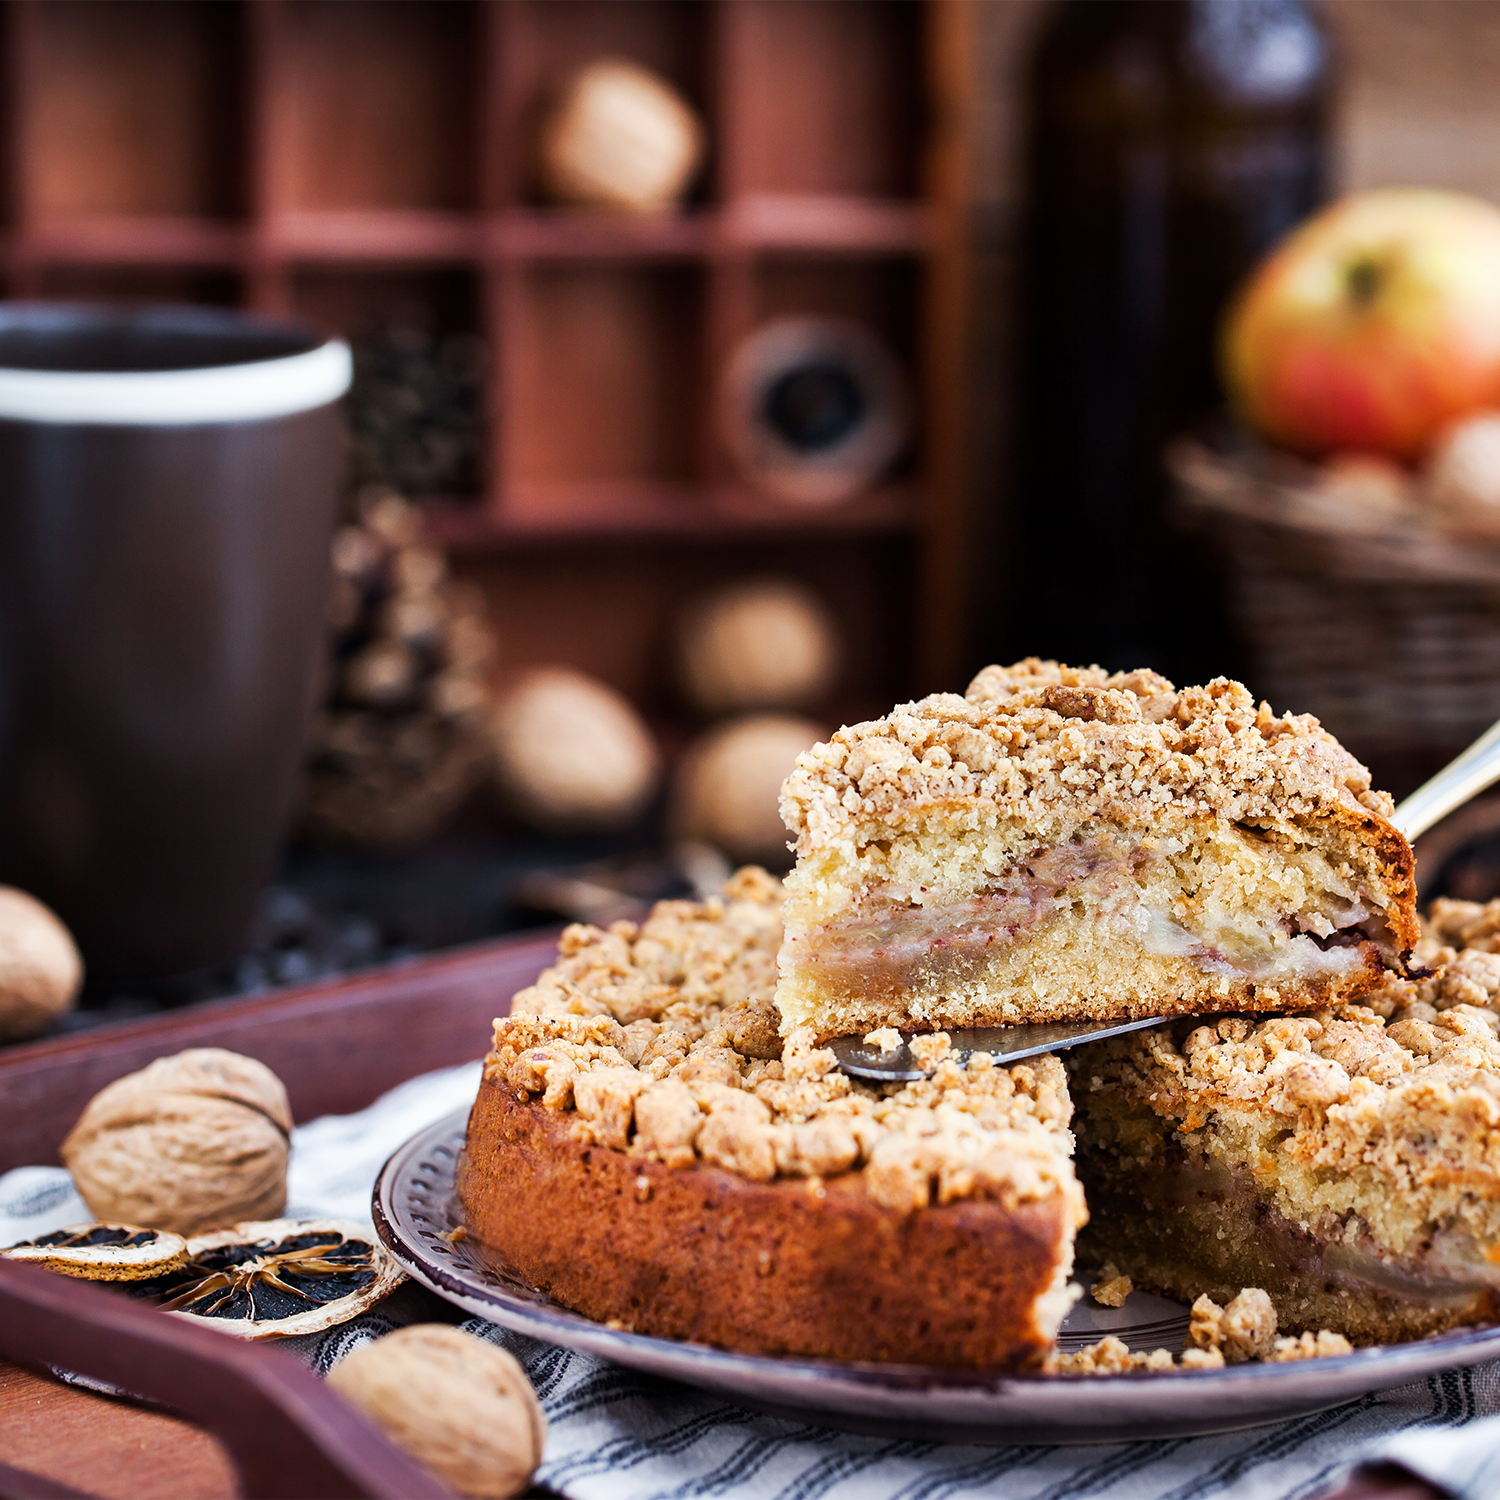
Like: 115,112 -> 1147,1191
1221,188 -> 1500,461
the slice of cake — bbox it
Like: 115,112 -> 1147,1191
457,869 -> 1086,1369
776,660 -> 1418,1043
1070,924 -> 1500,1343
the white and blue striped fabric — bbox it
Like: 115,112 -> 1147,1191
6,1062 -> 1500,1500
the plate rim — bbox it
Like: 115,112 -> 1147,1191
373,1106 -> 1500,1403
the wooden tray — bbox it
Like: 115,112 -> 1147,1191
0,927 -> 557,1498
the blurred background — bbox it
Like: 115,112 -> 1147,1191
4,0 -> 1500,1042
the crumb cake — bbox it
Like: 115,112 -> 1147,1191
1072,897 -> 1500,1343
776,660 -> 1418,1044
457,869 -> 1085,1368
460,879 -> 1500,1364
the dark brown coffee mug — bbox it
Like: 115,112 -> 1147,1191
0,303 -> 351,982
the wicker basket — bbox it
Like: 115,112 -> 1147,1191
1170,436 -> 1500,760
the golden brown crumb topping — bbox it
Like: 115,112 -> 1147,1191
779,658 -> 1394,861
486,868 -> 1081,1218
1083,953 -> 1500,1194
1046,1285 -> 1352,1375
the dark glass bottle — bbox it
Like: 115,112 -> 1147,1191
1000,0 -> 1333,681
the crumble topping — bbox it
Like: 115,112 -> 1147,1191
486,868 -> 1082,1219
780,658 -> 1395,863
1048,1285 -> 1352,1375
1089,1264 -> 1133,1308
1190,1288 -> 1277,1361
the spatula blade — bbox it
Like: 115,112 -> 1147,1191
827,1014 -> 1172,1082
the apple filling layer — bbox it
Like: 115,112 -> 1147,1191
777,819 -> 1400,1041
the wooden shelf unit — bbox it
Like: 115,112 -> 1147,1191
0,0 -> 971,707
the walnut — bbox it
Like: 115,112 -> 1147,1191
677,578 -> 840,715
537,59 -> 705,214
673,715 -> 824,865
0,887 -> 83,1041
490,668 -> 660,832
327,1325 -> 545,1498
61,1049 -> 292,1235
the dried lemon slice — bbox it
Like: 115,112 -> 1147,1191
132,1217 -> 405,1340
3,1222 -> 189,1281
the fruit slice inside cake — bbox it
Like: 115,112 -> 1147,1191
775,660 -> 1418,1044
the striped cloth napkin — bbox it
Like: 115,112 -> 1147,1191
4,1062 -> 1499,1500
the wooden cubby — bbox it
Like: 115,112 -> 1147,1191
0,0 -> 972,708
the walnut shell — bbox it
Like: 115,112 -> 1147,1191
673,714 -> 823,865
677,578 -> 840,715
537,58 -> 705,213
61,1048 -> 292,1236
489,667 -> 659,831
328,1325 -> 545,1498
0,886 -> 83,1041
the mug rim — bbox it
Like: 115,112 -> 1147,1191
0,302 -> 352,427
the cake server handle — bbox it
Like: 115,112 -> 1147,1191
1391,713 -> 1500,843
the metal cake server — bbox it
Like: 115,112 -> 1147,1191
829,711 -> 1500,1083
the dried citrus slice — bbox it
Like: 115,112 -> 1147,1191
3,1222 -> 188,1281
131,1217 -> 405,1340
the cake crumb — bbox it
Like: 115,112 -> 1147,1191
864,1027 -> 902,1054
1090,1263 -> 1133,1308
1179,1346 -> 1226,1370
908,1032 -> 953,1068
1189,1293 -> 1224,1351
1269,1330 -> 1354,1361
1190,1289 -> 1278,1362
634,1174 -> 652,1203
1044,1335 -> 1137,1374
1044,1339 -> 1191,1375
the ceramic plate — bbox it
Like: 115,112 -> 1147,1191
374,1108 -> 1500,1444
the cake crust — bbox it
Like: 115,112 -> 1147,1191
458,1078 -> 1075,1367
776,661 -> 1418,1042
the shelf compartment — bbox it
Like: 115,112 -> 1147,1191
275,0 -> 480,213
492,209 -> 715,262
723,196 -> 929,256
426,482 -> 917,548
16,217 -> 247,267
0,198 -> 930,275
454,531 -> 912,719
292,267 -> 488,498
502,263 -> 705,499
501,0 -> 712,209
266,211 -> 482,264
755,258 -> 921,368
725,0 -> 924,199
22,0 -> 241,222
